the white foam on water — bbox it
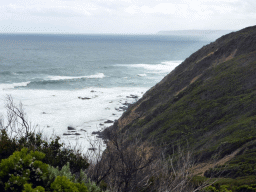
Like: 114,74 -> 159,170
137,74 -> 147,77
0,82 -> 31,90
116,60 -> 182,74
0,86 -> 148,153
47,73 -> 105,81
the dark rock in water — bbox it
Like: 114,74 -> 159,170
88,148 -> 97,151
63,133 -> 72,136
104,120 -> 114,123
115,106 -> 128,112
126,94 -> 138,99
112,113 -> 116,116
92,131 -> 101,135
63,132 -> 81,136
68,126 -> 76,130
80,129 -> 87,132
100,123 -> 104,126
92,130 -> 106,139
78,97 -> 91,100
42,112 -> 46,114
71,131 -> 76,132
91,90 -> 96,92
123,101 -> 131,106
119,106 -> 128,111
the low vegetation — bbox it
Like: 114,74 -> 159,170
106,26 -> 256,191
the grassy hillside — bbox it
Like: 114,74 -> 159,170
108,25 -> 256,189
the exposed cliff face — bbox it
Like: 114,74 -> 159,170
111,25 -> 256,165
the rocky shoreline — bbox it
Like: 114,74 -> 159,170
62,93 -> 140,140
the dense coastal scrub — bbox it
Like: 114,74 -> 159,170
104,25 -> 256,191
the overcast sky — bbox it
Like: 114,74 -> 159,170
0,0 -> 255,34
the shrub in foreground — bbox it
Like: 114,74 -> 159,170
0,147 -> 93,191
0,148 -> 49,191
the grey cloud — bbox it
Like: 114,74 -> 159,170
1,0 -> 256,34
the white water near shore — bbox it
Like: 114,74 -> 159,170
116,60 -> 182,74
0,60 -> 182,153
0,86 -> 148,152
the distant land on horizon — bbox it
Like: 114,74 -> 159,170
157,29 -> 233,35
157,30 -> 234,41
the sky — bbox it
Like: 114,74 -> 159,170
0,0 -> 255,34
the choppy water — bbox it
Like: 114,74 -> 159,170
0,34 -> 213,151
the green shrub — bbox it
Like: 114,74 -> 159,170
50,176 -> 88,192
48,162 -> 75,184
0,130 -> 89,173
0,129 -> 17,160
18,133 -> 89,172
235,184 -> 256,192
203,185 -> 232,192
23,184 -> 45,192
48,162 -> 102,192
0,148 -> 48,191
190,175 -> 208,188
0,148 -> 100,192
77,169 -> 102,192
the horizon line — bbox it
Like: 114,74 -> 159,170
0,29 -> 235,36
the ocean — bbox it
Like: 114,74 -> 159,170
0,34 -> 215,151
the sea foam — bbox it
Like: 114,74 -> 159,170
0,86 -> 147,152
47,73 -> 105,81
116,61 -> 182,74
0,82 -> 31,90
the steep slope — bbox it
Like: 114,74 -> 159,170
110,25 -> 256,170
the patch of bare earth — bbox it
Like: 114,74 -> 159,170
174,74 -> 202,96
192,139 -> 256,176
213,49 -> 237,67
196,51 -> 217,64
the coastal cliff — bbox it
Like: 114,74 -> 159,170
107,25 -> 256,186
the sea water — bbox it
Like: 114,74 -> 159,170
0,34 -> 214,152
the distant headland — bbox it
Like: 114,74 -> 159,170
157,30 -> 233,40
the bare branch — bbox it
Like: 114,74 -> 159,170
3,95 -> 35,140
